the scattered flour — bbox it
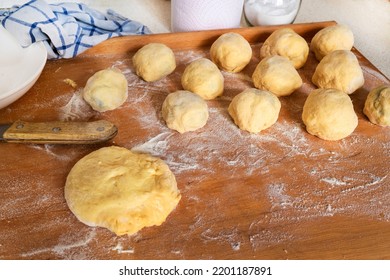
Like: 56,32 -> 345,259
30,144 -> 76,162
109,46 -> 390,254
58,89 -> 96,121
268,184 -> 294,210
200,228 -> 242,252
2,42 -> 389,259
321,177 -> 348,186
20,229 -> 96,259
112,243 -> 135,254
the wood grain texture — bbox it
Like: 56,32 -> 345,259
0,21 -> 389,260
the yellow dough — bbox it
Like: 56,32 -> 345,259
310,24 -> 354,61
228,88 -> 281,133
132,43 -> 176,82
312,50 -> 364,94
162,90 -> 209,133
181,58 -> 224,100
210,32 -> 252,73
252,55 -> 302,97
302,88 -> 358,141
64,146 -> 181,236
260,28 -> 309,69
83,68 -> 128,112
363,85 -> 390,126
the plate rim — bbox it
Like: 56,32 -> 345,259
0,40 -> 47,104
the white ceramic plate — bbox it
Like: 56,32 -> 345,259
0,26 -> 47,109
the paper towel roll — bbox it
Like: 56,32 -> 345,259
171,0 -> 244,32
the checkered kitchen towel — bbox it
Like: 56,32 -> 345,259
0,0 -> 151,59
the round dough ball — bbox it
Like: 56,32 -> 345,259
64,146 -> 181,236
302,88 -> 358,141
252,55 -> 302,97
260,28 -> 309,69
363,85 -> 390,126
312,50 -> 364,94
181,58 -> 224,100
210,32 -> 252,73
228,88 -> 281,133
132,43 -> 176,82
83,68 -> 128,112
162,90 -> 209,133
311,24 -> 354,61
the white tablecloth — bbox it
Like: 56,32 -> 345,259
2,0 -> 389,78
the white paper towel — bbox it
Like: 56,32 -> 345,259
171,0 -> 244,32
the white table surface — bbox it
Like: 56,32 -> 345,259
1,0 -> 389,78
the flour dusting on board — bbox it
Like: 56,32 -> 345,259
20,228 -> 97,259
2,41 -> 389,260
112,243 -> 135,254
116,47 -> 390,253
58,89 -> 96,121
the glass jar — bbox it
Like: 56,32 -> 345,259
244,0 -> 301,26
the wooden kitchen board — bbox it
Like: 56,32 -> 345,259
0,21 -> 389,260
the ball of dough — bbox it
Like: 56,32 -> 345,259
260,28 -> 309,69
162,90 -> 209,133
252,55 -> 302,97
64,146 -> 181,236
228,88 -> 281,133
181,58 -> 224,100
132,43 -> 176,82
311,24 -> 354,61
312,50 -> 364,94
363,85 -> 390,126
302,88 -> 358,141
210,32 -> 252,73
83,68 -> 128,112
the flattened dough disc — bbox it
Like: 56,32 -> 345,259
65,146 -> 181,235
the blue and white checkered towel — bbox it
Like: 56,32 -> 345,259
0,0 -> 151,59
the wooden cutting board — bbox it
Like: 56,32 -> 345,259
1,21 -> 389,260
